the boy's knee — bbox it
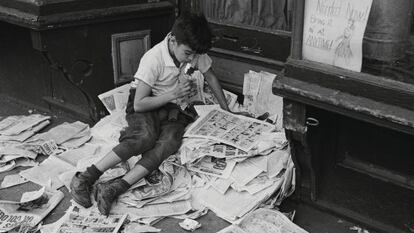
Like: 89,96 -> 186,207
119,130 -> 157,156
164,130 -> 183,148
141,130 -> 158,145
161,136 -> 182,155
134,131 -> 157,151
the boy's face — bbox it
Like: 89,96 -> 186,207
170,37 -> 196,64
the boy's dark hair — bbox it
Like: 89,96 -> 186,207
171,12 -> 212,54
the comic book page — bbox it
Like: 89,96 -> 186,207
187,156 -> 237,179
52,206 -> 126,233
184,108 -> 275,151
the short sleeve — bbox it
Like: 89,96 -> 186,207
195,54 -> 212,73
133,51 -> 160,87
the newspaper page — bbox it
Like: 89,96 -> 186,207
0,174 -> 28,189
217,208 -> 308,233
197,179 -> 283,222
185,108 -> 275,151
0,114 -> 50,136
20,155 -> 76,190
194,104 -> 220,117
30,121 -> 89,145
0,120 -> 50,142
178,138 -> 217,164
0,190 -> 64,232
111,199 -> 192,218
53,206 -> 126,233
243,71 -> 283,128
188,156 -> 237,179
98,83 -> 131,114
198,144 -> 250,159
255,72 -> 283,128
180,143 -> 250,166
0,187 -> 45,204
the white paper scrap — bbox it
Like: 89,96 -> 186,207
179,218 -> 201,231
0,174 -> 28,189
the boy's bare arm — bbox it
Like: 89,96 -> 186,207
203,68 -> 230,111
133,79 -> 192,112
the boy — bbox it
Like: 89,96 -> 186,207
70,12 -> 230,216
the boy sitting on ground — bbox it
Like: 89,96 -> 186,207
70,12 -> 230,216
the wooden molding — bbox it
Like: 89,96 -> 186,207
111,30 -> 151,86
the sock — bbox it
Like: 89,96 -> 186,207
86,165 -> 103,183
118,179 -> 131,193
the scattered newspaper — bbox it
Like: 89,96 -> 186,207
178,138 -> 217,164
30,121 -> 90,146
0,190 -> 64,232
123,222 -> 161,233
198,178 -> 284,222
98,83 -> 131,114
0,120 -> 50,142
129,168 -> 173,201
194,104 -> 220,117
0,114 -> 50,136
52,206 -> 126,233
230,157 -> 267,187
180,142 -> 251,167
185,108 -> 275,151
0,187 -> 45,204
0,174 -> 28,189
199,144 -> 250,159
188,156 -> 237,179
0,160 -> 16,173
20,155 -> 76,190
111,200 -> 192,218
243,71 -> 283,129
217,208 -> 308,233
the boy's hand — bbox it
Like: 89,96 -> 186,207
231,111 -> 254,118
174,80 -> 192,100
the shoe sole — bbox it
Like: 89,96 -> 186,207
94,183 -> 110,216
70,190 -> 92,208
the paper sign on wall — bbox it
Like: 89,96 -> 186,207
302,0 -> 373,72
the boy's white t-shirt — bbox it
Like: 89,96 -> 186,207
131,33 -> 212,99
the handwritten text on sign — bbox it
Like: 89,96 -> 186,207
302,0 -> 372,72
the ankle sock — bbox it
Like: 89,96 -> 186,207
86,165 -> 103,183
118,179 -> 131,192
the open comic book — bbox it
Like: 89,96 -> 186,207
184,108 -> 275,151
52,206 -> 126,233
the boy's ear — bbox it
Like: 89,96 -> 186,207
169,35 -> 177,45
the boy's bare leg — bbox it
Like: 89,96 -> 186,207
122,164 -> 150,185
95,150 -> 123,172
95,151 -> 149,185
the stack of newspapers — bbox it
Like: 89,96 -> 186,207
177,107 -> 295,222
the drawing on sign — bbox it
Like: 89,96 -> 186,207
302,0 -> 373,72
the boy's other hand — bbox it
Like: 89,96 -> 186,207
231,111 -> 254,118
